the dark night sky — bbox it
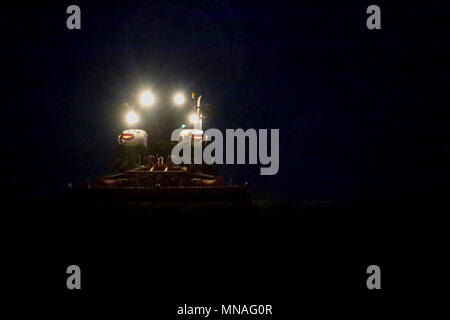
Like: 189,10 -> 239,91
1,1 -> 449,201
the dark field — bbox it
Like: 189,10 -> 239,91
5,194 -> 447,316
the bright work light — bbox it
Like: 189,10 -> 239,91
140,91 -> 155,106
189,113 -> 199,124
174,93 -> 185,105
126,111 -> 139,124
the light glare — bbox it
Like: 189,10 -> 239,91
189,113 -> 199,124
174,93 -> 185,105
126,111 -> 139,125
140,91 -> 155,106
